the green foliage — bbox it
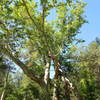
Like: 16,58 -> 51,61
68,40 -> 100,100
1,0 -> 97,100
0,0 -> 86,86
3,72 -> 48,100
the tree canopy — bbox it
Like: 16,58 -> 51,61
0,0 -> 99,100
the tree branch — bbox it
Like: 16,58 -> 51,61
22,0 -> 42,32
22,0 -> 52,54
1,47 -> 44,86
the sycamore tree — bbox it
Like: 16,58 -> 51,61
0,0 -> 86,100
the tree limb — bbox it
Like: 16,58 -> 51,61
22,0 -> 42,32
1,47 -> 44,86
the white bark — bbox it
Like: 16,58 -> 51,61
61,76 -> 73,89
0,90 -> 5,100
52,83 -> 58,100
44,63 -> 50,85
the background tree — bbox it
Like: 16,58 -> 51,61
67,39 -> 100,100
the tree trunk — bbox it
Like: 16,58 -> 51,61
53,83 -> 57,100
0,90 -> 5,100
44,62 -> 51,100
44,62 -> 50,85
52,61 -> 60,100
61,76 -> 73,100
0,67 -> 10,100
52,80 -> 60,100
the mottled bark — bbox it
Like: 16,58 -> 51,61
44,62 -> 50,85
53,60 -> 60,100
53,82 -> 58,100
44,62 -> 51,100
52,80 -> 60,100
61,76 -> 73,100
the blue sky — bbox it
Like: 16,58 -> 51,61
34,0 -> 100,45
46,0 -> 100,45
78,0 -> 100,45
